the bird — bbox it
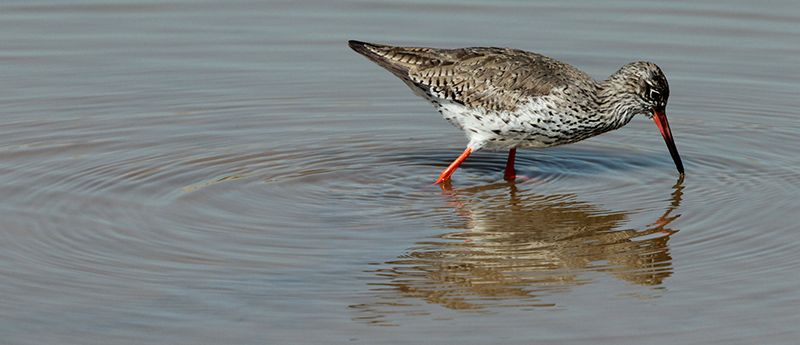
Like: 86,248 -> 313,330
348,40 -> 684,184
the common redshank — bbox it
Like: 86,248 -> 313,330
348,40 -> 684,183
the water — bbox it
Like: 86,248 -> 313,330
1,1 -> 799,344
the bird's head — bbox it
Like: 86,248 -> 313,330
608,61 -> 683,175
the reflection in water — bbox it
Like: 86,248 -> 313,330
352,178 -> 684,323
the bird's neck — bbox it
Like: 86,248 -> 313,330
596,75 -> 640,130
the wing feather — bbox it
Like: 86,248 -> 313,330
349,40 -> 594,112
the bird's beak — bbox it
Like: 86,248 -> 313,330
653,110 -> 685,174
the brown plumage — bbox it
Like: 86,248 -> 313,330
348,40 -> 684,184
349,41 -> 593,112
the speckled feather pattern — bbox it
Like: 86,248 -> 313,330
349,40 -> 670,152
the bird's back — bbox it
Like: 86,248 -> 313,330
348,40 -> 596,113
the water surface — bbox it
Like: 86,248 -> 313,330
1,1 -> 799,344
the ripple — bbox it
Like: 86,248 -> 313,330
2,0 -> 800,343
5,84 -> 798,336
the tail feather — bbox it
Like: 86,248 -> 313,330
348,40 -> 436,80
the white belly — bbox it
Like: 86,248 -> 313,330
434,97 -> 574,151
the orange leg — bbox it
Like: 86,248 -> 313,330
504,148 -> 517,180
434,147 -> 473,184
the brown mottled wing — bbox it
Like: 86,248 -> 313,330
348,40 -> 588,112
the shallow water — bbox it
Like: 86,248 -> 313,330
1,1 -> 799,344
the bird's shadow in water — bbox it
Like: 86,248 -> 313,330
351,176 -> 685,324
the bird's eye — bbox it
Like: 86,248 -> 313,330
649,89 -> 661,100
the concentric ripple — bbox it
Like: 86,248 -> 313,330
2,1 -> 800,343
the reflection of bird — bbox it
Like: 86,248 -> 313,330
436,187 -> 677,288
349,40 -> 684,183
350,180 -> 683,317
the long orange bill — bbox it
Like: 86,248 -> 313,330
652,110 -> 685,174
